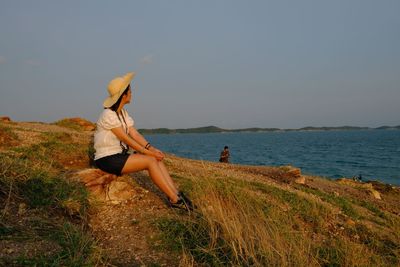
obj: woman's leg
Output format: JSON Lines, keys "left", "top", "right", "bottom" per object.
{"left": 121, "top": 154, "right": 179, "bottom": 202}
{"left": 157, "top": 161, "right": 178, "bottom": 193}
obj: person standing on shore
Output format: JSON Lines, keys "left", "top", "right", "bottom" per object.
{"left": 219, "top": 146, "right": 230, "bottom": 163}
{"left": 93, "top": 72, "right": 193, "bottom": 211}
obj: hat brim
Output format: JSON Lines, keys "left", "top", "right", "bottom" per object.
{"left": 103, "top": 72, "right": 135, "bottom": 108}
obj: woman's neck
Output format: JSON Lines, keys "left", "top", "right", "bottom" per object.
{"left": 116, "top": 103, "right": 124, "bottom": 114}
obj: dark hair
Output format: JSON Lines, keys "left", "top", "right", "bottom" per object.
{"left": 224, "top": 146, "right": 229, "bottom": 149}
{"left": 109, "top": 85, "right": 131, "bottom": 112}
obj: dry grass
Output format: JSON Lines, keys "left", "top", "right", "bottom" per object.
{"left": 158, "top": 160, "right": 399, "bottom": 266}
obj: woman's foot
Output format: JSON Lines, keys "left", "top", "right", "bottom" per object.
{"left": 169, "top": 191, "right": 194, "bottom": 211}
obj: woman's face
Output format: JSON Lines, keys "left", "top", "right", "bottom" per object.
{"left": 123, "top": 87, "right": 132, "bottom": 104}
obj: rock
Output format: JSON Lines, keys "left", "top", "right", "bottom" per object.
{"left": 106, "top": 180, "right": 136, "bottom": 202}
{"left": 69, "top": 117, "right": 96, "bottom": 131}
{"left": 280, "top": 166, "right": 303, "bottom": 184}
{"left": 286, "top": 166, "right": 301, "bottom": 178}
{"left": 370, "top": 189, "right": 381, "bottom": 200}
{"left": 0, "top": 116, "right": 11, "bottom": 122}
{"left": 294, "top": 176, "right": 306, "bottom": 184}
{"left": 72, "top": 168, "right": 116, "bottom": 186}
{"left": 56, "top": 117, "right": 96, "bottom": 131}
{"left": 70, "top": 168, "right": 137, "bottom": 202}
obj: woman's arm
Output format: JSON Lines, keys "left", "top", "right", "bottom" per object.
{"left": 128, "top": 127, "right": 164, "bottom": 155}
{"left": 128, "top": 127, "right": 149, "bottom": 147}
{"left": 111, "top": 127, "right": 163, "bottom": 160}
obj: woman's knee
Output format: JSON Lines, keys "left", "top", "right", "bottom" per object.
{"left": 144, "top": 155, "right": 158, "bottom": 166}
{"left": 123, "top": 154, "right": 157, "bottom": 172}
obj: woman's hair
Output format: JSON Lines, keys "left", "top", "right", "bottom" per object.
{"left": 109, "top": 85, "right": 131, "bottom": 112}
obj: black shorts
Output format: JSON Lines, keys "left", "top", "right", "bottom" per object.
{"left": 95, "top": 153, "right": 130, "bottom": 176}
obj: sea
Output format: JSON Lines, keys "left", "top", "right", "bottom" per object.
{"left": 146, "top": 130, "right": 400, "bottom": 186}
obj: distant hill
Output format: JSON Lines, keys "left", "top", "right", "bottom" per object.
{"left": 296, "top": 126, "right": 370, "bottom": 131}
{"left": 138, "top": 125, "right": 400, "bottom": 135}
{"left": 375, "top": 125, "right": 400, "bottom": 130}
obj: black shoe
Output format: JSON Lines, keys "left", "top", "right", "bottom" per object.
{"left": 169, "top": 192, "right": 195, "bottom": 212}
{"left": 179, "top": 191, "right": 196, "bottom": 211}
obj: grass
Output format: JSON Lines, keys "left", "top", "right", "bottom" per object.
{"left": 248, "top": 180, "right": 330, "bottom": 231}
{"left": 0, "top": 142, "right": 102, "bottom": 266}
{"left": 6, "top": 222, "right": 101, "bottom": 267}
{"left": 0, "top": 124, "right": 19, "bottom": 138}
{"left": 10, "top": 131, "right": 87, "bottom": 172}
{"left": 53, "top": 119, "right": 84, "bottom": 131}
{"left": 0, "top": 124, "right": 19, "bottom": 148}
{"left": 295, "top": 185, "right": 360, "bottom": 219}
{"left": 155, "top": 173, "right": 399, "bottom": 266}
{"left": 156, "top": 176, "right": 318, "bottom": 266}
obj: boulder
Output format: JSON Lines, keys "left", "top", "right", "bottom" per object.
{"left": 370, "top": 189, "right": 381, "bottom": 200}
{"left": 280, "top": 166, "right": 305, "bottom": 184}
{"left": 69, "top": 117, "right": 96, "bottom": 131}
{"left": 55, "top": 117, "right": 96, "bottom": 131}
{"left": 0, "top": 116, "right": 11, "bottom": 122}
{"left": 70, "top": 168, "right": 136, "bottom": 203}
{"left": 107, "top": 180, "right": 136, "bottom": 203}
{"left": 294, "top": 176, "right": 306, "bottom": 185}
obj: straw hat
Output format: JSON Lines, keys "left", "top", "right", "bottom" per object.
{"left": 103, "top": 72, "right": 136, "bottom": 108}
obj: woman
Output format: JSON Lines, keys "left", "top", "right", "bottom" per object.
{"left": 94, "top": 72, "right": 193, "bottom": 211}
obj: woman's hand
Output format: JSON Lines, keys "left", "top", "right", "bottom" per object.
{"left": 145, "top": 148, "right": 164, "bottom": 161}
{"left": 153, "top": 150, "right": 164, "bottom": 161}
{"left": 152, "top": 147, "right": 164, "bottom": 156}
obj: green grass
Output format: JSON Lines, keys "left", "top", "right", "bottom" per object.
{"left": 18, "top": 175, "right": 89, "bottom": 217}
{"left": 4, "top": 222, "right": 101, "bottom": 267}
{"left": 10, "top": 131, "right": 85, "bottom": 171}
{"left": 248, "top": 181, "right": 329, "bottom": 230}
{"left": 155, "top": 216, "right": 233, "bottom": 266}
{"left": 0, "top": 145, "right": 101, "bottom": 266}
{"left": 295, "top": 185, "right": 360, "bottom": 219}
{"left": 359, "top": 200, "right": 386, "bottom": 218}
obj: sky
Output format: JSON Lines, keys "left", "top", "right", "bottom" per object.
{"left": 0, "top": 0, "right": 399, "bottom": 129}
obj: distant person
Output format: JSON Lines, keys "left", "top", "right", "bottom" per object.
{"left": 93, "top": 72, "right": 193, "bottom": 211}
{"left": 219, "top": 146, "right": 230, "bottom": 163}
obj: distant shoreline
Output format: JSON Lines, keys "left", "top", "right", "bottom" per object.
{"left": 138, "top": 125, "right": 400, "bottom": 135}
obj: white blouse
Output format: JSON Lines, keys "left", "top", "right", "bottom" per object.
{"left": 94, "top": 109, "right": 134, "bottom": 160}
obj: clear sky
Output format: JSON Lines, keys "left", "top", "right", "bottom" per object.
{"left": 1, "top": 0, "right": 399, "bottom": 129}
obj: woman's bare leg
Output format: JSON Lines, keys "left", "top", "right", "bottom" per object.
{"left": 157, "top": 161, "right": 178, "bottom": 194}
{"left": 121, "top": 154, "right": 179, "bottom": 202}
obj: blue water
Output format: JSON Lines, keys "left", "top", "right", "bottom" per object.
{"left": 146, "top": 130, "right": 400, "bottom": 185}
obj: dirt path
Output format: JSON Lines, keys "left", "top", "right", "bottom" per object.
{"left": 88, "top": 172, "right": 181, "bottom": 266}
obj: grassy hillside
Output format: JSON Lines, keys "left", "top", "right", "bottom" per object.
{"left": 1, "top": 119, "right": 399, "bottom": 266}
